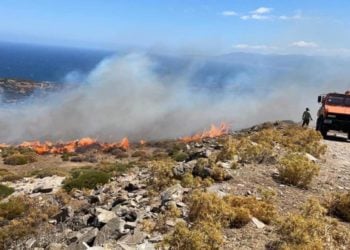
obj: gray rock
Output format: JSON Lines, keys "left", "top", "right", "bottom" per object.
{"left": 305, "top": 153, "right": 318, "bottom": 163}
{"left": 26, "top": 238, "right": 36, "bottom": 249}
{"left": 118, "top": 228, "right": 146, "bottom": 246}
{"left": 32, "top": 186, "right": 53, "bottom": 193}
{"left": 96, "top": 207, "right": 117, "bottom": 224}
{"left": 161, "top": 184, "right": 184, "bottom": 205}
{"left": 54, "top": 206, "right": 74, "bottom": 223}
{"left": 251, "top": 217, "right": 265, "bottom": 229}
{"left": 94, "top": 218, "right": 125, "bottom": 246}
{"left": 46, "top": 243, "right": 68, "bottom": 250}
{"left": 68, "top": 227, "right": 98, "bottom": 250}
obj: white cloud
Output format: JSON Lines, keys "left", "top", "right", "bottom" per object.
{"left": 291, "top": 41, "right": 319, "bottom": 48}
{"left": 251, "top": 14, "right": 270, "bottom": 20}
{"left": 233, "top": 44, "right": 278, "bottom": 50}
{"left": 279, "top": 11, "right": 302, "bottom": 20}
{"left": 240, "top": 7, "right": 273, "bottom": 20}
{"left": 221, "top": 10, "right": 237, "bottom": 16}
{"left": 251, "top": 7, "right": 272, "bottom": 15}
{"left": 240, "top": 15, "right": 250, "bottom": 20}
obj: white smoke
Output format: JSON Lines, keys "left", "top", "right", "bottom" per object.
{"left": 0, "top": 53, "right": 349, "bottom": 143}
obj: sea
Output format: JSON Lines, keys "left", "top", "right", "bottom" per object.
{"left": 0, "top": 42, "right": 113, "bottom": 82}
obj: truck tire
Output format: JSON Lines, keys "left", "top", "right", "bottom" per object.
{"left": 348, "top": 132, "right": 350, "bottom": 140}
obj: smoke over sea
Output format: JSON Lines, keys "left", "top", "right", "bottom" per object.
{"left": 1, "top": 45, "right": 350, "bottom": 143}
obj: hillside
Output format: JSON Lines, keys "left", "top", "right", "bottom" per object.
{"left": 0, "top": 78, "right": 59, "bottom": 103}
{"left": 0, "top": 122, "right": 350, "bottom": 249}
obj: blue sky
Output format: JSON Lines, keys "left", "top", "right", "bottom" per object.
{"left": 0, "top": 0, "right": 349, "bottom": 55}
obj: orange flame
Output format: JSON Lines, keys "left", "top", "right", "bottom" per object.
{"left": 16, "top": 137, "right": 129, "bottom": 155}
{"left": 119, "top": 137, "right": 129, "bottom": 151}
{"left": 181, "top": 123, "right": 229, "bottom": 143}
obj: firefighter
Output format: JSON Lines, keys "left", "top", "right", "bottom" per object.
{"left": 302, "top": 108, "right": 313, "bottom": 127}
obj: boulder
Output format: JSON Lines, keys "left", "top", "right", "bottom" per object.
{"left": 94, "top": 218, "right": 125, "bottom": 246}
{"left": 96, "top": 208, "right": 117, "bottom": 224}
{"left": 160, "top": 184, "right": 184, "bottom": 205}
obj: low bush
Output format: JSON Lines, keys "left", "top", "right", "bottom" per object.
{"left": 61, "top": 152, "right": 78, "bottom": 161}
{"left": 97, "top": 162, "right": 134, "bottom": 176}
{"left": 171, "top": 151, "right": 189, "bottom": 162}
{"left": 147, "top": 159, "right": 177, "bottom": 192}
{"left": 275, "top": 199, "right": 350, "bottom": 249}
{"left": 3, "top": 153, "right": 36, "bottom": 165}
{"left": 189, "top": 191, "right": 276, "bottom": 227}
{"left": 189, "top": 191, "right": 235, "bottom": 226}
{"left": 162, "top": 221, "right": 223, "bottom": 250}
{"left": 28, "top": 168, "right": 68, "bottom": 178}
{"left": 328, "top": 192, "right": 350, "bottom": 222}
{"left": 1, "top": 147, "right": 35, "bottom": 158}
{"left": 163, "top": 191, "right": 276, "bottom": 249}
{"left": 0, "top": 168, "right": 21, "bottom": 182}
{"left": 224, "top": 195, "right": 276, "bottom": 225}
{"left": 63, "top": 169, "right": 110, "bottom": 192}
{"left": 278, "top": 154, "right": 320, "bottom": 188}
{"left": 0, "top": 184, "right": 14, "bottom": 199}
{"left": 217, "top": 136, "right": 274, "bottom": 164}
{"left": 0, "top": 196, "right": 59, "bottom": 248}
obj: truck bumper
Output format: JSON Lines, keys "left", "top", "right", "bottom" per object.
{"left": 323, "top": 119, "right": 350, "bottom": 132}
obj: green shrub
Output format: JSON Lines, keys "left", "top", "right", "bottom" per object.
{"left": 0, "top": 197, "right": 28, "bottom": 220}
{"left": 63, "top": 169, "right": 110, "bottom": 192}
{"left": 61, "top": 152, "right": 77, "bottom": 161}
{"left": 0, "top": 169, "right": 21, "bottom": 182}
{"left": 278, "top": 154, "right": 320, "bottom": 188}
{"left": 3, "top": 153, "right": 36, "bottom": 165}
{"left": 0, "top": 184, "right": 14, "bottom": 199}
{"left": 171, "top": 151, "right": 189, "bottom": 162}
{"left": 28, "top": 168, "right": 68, "bottom": 178}
{"left": 1, "top": 147, "right": 35, "bottom": 158}
{"left": 97, "top": 162, "right": 134, "bottom": 176}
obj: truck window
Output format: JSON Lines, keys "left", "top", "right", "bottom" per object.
{"left": 345, "top": 97, "right": 350, "bottom": 106}
{"left": 326, "top": 96, "right": 344, "bottom": 105}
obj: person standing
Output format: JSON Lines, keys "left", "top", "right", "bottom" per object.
{"left": 302, "top": 108, "right": 313, "bottom": 127}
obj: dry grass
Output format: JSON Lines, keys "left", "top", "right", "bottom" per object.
{"left": 189, "top": 191, "right": 276, "bottom": 227}
{"left": 0, "top": 196, "right": 59, "bottom": 248}
{"left": 275, "top": 199, "right": 350, "bottom": 250}
{"left": 278, "top": 154, "right": 320, "bottom": 188}
{"left": 218, "top": 126, "right": 326, "bottom": 165}
{"left": 161, "top": 221, "right": 223, "bottom": 250}
{"left": 328, "top": 192, "right": 350, "bottom": 222}
{"left": 148, "top": 159, "right": 177, "bottom": 192}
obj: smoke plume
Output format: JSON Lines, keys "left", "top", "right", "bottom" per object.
{"left": 0, "top": 53, "right": 349, "bottom": 143}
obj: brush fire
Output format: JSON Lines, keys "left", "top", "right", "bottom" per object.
{"left": 13, "top": 137, "right": 130, "bottom": 155}
{"left": 181, "top": 123, "right": 230, "bottom": 143}
{"left": 0, "top": 123, "right": 228, "bottom": 155}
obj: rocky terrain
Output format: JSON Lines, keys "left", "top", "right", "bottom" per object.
{"left": 0, "top": 78, "right": 60, "bottom": 103}
{"left": 1, "top": 122, "right": 350, "bottom": 250}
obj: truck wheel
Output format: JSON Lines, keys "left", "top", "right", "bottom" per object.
{"left": 348, "top": 132, "right": 350, "bottom": 140}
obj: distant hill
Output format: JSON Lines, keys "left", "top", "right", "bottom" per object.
{"left": 0, "top": 78, "right": 60, "bottom": 103}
